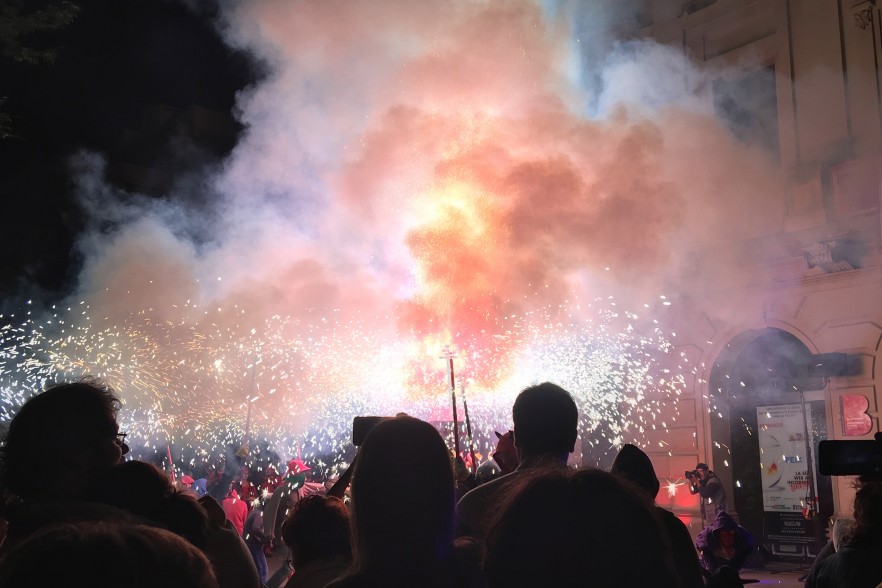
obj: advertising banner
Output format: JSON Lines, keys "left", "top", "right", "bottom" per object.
{"left": 756, "top": 403, "right": 811, "bottom": 513}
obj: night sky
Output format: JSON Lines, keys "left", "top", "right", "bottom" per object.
{"left": 0, "top": 0, "right": 255, "bottom": 302}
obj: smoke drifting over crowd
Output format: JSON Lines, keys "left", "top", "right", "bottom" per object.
{"left": 1, "top": 0, "right": 787, "bottom": 464}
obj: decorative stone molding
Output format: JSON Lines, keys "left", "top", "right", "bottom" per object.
{"left": 803, "top": 239, "right": 865, "bottom": 273}
{"left": 855, "top": 7, "right": 874, "bottom": 30}
{"left": 854, "top": 1, "right": 877, "bottom": 30}
{"left": 682, "top": 0, "right": 718, "bottom": 16}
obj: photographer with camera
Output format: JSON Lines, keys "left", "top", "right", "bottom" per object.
{"left": 687, "top": 463, "right": 728, "bottom": 527}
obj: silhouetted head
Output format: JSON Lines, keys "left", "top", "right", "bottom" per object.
{"left": 710, "top": 511, "right": 739, "bottom": 534}
{"left": 610, "top": 443, "right": 660, "bottom": 499}
{"left": 851, "top": 475, "right": 882, "bottom": 542}
{"left": 0, "top": 378, "right": 127, "bottom": 502}
{"left": 476, "top": 460, "right": 502, "bottom": 485}
{"left": 0, "top": 521, "right": 218, "bottom": 588}
{"left": 281, "top": 494, "right": 351, "bottom": 568}
{"left": 511, "top": 383, "right": 578, "bottom": 460}
{"left": 89, "top": 460, "right": 209, "bottom": 549}
{"left": 349, "top": 416, "right": 455, "bottom": 575}
{"left": 485, "top": 468, "right": 677, "bottom": 588}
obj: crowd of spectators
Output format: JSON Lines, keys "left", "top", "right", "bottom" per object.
{"left": 0, "top": 377, "right": 877, "bottom": 587}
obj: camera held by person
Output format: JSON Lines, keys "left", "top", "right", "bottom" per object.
{"left": 688, "top": 463, "right": 727, "bottom": 527}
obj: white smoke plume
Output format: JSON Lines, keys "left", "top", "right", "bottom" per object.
{"left": 4, "top": 0, "right": 789, "bottom": 457}
{"left": 94, "top": 5, "right": 779, "bottom": 307}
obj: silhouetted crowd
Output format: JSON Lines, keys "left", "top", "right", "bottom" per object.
{"left": 0, "top": 379, "right": 879, "bottom": 587}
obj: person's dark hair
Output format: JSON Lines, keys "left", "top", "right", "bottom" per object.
{"left": 90, "top": 460, "right": 209, "bottom": 549}
{"left": 0, "top": 521, "right": 218, "bottom": 588}
{"left": 485, "top": 467, "right": 678, "bottom": 588}
{"left": 851, "top": 475, "right": 882, "bottom": 542}
{"left": 511, "top": 382, "right": 578, "bottom": 455}
{"left": 281, "top": 494, "right": 351, "bottom": 568}
{"left": 0, "top": 378, "right": 123, "bottom": 501}
{"left": 346, "top": 416, "right": 456, "bottom": 578}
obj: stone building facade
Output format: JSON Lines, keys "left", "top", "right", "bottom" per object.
{"left": 619, "top": 0, "right": 882, "bottom": 558}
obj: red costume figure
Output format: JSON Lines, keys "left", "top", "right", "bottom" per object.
{"left": 222, "top": 488, "right": 249, "bottom": 536}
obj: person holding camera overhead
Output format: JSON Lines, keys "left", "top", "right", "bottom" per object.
{"left": 688, "top": 463, "right": 728, "bottom": 527}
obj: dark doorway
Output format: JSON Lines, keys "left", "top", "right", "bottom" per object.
{"left": 708, "top": 329, "right": 833, "bottom": 560}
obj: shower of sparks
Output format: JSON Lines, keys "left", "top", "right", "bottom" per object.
{"left": 0, "top": 290, "right": 687, "bottom": 478}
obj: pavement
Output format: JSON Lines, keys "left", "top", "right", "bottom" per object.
{"left": 265, "top": 550, "right": 809, "bottom": 588}
{"left": 740, "top": 563, "right": 810, "bottom": 588}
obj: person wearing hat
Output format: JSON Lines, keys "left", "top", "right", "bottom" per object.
{"left": 179, "top": 474, "right": 196, "bottom": 493}
{"left": 695, "top": 510, "right": 755, "bottom": 575}
{"left": 611, "top": 443, "right": 704, "bottom": 588}
{"left": 193, "top": 478, "right": 209, "bottom": 498}
{"left": 688, "top": 462, "right": 727, "bottom": 527}
{"left": 222, "top": 488, "right": 249, "bottom": 537}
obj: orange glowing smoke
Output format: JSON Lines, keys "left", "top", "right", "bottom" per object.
{"left": 364, "top": 108, "right": 685, "bottom": 388}
{"left": 68, "top": 0, "right": 786, "bottom": 399}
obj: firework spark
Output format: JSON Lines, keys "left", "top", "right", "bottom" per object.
{"left": 1, "top": 1, "right": 781, "bottom": 479}
{"left": 0, "top": 289, "right": 685, "bottom": 476}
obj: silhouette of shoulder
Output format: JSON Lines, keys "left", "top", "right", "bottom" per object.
{"left": 456, "top": 469, "right": 521, "bottom": 539}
